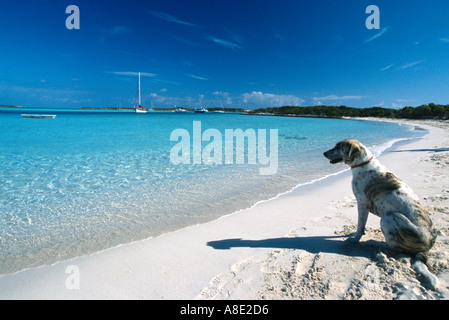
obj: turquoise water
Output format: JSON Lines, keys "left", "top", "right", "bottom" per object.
{"left": 0, "top": 108, "right": 426, "bottom": 274}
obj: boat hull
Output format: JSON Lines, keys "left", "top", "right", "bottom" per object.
{"left": 22, "top": 114, "right": 56, "bottom": 119}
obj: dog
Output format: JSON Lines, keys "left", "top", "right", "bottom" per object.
{"left": 324, "top": 139, "right": 438, "bottom": 288}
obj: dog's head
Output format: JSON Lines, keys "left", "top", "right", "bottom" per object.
{"left": 323, "top": 139, "right": 370, "bottom": 166}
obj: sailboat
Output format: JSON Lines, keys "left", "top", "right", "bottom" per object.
{"left": 194, "top": 94, "right": 208, "bottom": 113}
{"left": 214, "top": 99, "right": 225, "bottom": 113}
{"left": 135, "top": 72, "right": 147, "bottom": 113}
{"left": 194, "top": 107, "right": 208, "bottom": 113}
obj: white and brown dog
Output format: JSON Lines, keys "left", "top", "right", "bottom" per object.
{"left": 324, "top": 139, "right": 438, "bottom": 287}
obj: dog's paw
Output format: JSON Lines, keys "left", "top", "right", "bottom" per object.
{"left": 346, "top": 235, "right": 362, "bottom": 244}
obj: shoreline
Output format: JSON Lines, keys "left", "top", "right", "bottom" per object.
{"left": 0, "top": 119, "right": 448, "bottom": 299}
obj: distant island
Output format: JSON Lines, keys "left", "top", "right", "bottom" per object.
{"left": 81, "top": 107, "right": 135, "bottom": 111}
{"left": 3, "top": 103, "right": 449, "bottom": 120}
{"left": 0, "top": 105, "right": 27, "bottom": 108}
{"left": 248, "top": 103, "right": 449, "bottom": 120}
{"left": 81, "top": 106, "right": 248, "bottom": 113}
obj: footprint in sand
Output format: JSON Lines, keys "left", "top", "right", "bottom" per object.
{"left": 335, "top": 196, "right": 357, "bottom": 208}
{"left": 198, "top": 271, "right": 236, "bottom": 299}
{"left": 288, "top": 227, "right": 307, "bottom": 237}
{"left": 292, "top": 252, "right": 318, "bottom": 277}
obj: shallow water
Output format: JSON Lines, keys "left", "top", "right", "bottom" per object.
{"left": 0, "top": 109, "right": 426, "bottom": 274}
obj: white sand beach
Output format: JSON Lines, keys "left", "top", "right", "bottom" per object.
{"left": 0, "top": 119, "right": 448, "bottom": 300}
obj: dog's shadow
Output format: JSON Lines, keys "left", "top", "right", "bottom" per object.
{"left": 207, "top": 235, "right": 384, "bottom": 258}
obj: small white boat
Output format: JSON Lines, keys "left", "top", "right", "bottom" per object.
{"left": 134, "top": 72, "right": 147, "bottom": 113}
{"left": 22, "top": 114, "right": 56, "bottom": 119}
{"left": 175, "top": 106, "right": 187, "bottom": 112}
{"left": 194, "top": 108, "right": 208, "bottom": 113}
{"left": 214, "top": 100, "right": 225, "bottom": 113}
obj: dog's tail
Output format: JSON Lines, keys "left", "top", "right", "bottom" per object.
{"left": 412, "top": 225, "right": 439, "bottom": 290}
{"left": 412, "top": 253, "right": 438, "bottom": 290}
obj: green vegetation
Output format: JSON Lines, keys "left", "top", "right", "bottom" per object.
{"left": 248, "top": 103, "right": 449, "bottom": 120}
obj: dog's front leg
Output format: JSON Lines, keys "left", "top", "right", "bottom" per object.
{"left": 347, "top": 202, "right": 369, "bottom": 243}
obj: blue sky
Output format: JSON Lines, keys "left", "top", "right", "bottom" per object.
{"left": 1, "top": 0, "right": 449, "bottom": 109}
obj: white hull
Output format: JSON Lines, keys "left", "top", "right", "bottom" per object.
{"left": 134, "top": 73, "right": 147, "bottom": 113}
{"left": 22, "top": 114, "right": 56, "bottom": 119}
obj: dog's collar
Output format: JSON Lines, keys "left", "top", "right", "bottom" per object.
{"left": 351, "top": 155, "right": 374, "bottom": 169}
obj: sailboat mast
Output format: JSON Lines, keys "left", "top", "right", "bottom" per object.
{"left": 138, "top": 72, "right": 141, "bottom": 106}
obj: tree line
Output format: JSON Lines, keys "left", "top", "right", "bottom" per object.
{"left": 248, "top": 103, "right": 449, "bottom": 120}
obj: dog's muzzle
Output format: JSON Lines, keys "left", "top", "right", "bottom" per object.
{"left": 323, "top": 149, "right": 343, "bottom": 164}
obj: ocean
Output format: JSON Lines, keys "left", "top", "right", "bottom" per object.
{"left": 0, "top": 108, "right": 426, "bottom": 275}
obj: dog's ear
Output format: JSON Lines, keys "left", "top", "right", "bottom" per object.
{"left": 348, "top": 143, "right": 361, "bottom": 161}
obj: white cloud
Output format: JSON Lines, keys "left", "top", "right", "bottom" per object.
{"left": 148, "top": 11, "right": 198, "bottom": 27}
{"left": 207, "top": 36, "right": 243, "bottom": 51}
{"left": 142, "top": 93, "right": 211, "bottom": 108}
{"left": 390, "top": 102, "right": 403, "bottom": 109}
{"left": 143, "top": 92, "right": 181, "bottom": 106}
{"left": 212, "top": 91, "right": 229, "bottom": 96}
{"left": 242, "top": 91, "right": 304, "bottom": 107}
{"left": 140, "top": 91, "right": 303, "bottom": 109}
{"left": 187, "top": 74, "right": 209, "bottom": 81}
{"left": 108, "top": 71, "right": 157, "bottom": 77}
{"left": 365, "top": 27, "right": 389, "bottom": 43}
{"left": 399, "top": 60, "right": 424, "bottom": 70}
{"left": 312, "top": 95, "right": 363, "bottom": 101}
{"left": 381, "top": 63, "right": 395, "bottom": 71}
{"left": 439, "top": 38, "right": 449, "bottom": 43}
